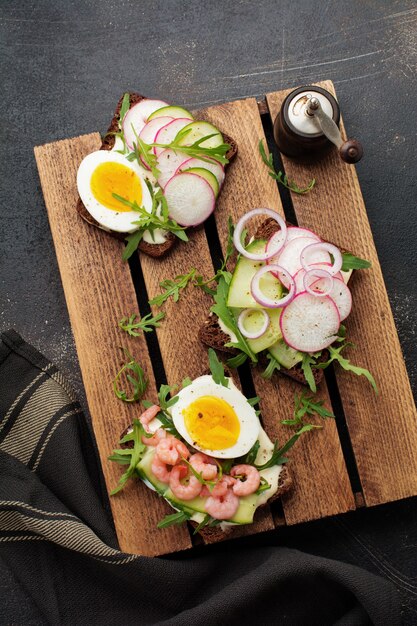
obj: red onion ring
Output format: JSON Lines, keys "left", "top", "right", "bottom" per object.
{"left": 303, "top": 268, "right": 334, "bottom": 297}
{"left": 301, "top": 242, "right": 343, "bottom": 276}
{"left": 251, "top": 265, "right": 295, "bottom": 308}
{"left": 233, "top": 209, "right": 287, "bottom": 261}
{"left": 237, "top": 309, "right": 270, "bottom": 339}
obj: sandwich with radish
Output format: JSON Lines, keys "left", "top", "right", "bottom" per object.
{"left": 199, "top": 208, "right": 377, "bottom": 392}
{"left": 76, "top": 92, "right": 237, "bottom": 260}
{"left": 109, "top": 349, "right": 293, "bottom": 536}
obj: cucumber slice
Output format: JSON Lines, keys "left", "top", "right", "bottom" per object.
{"left": 165, "top": 488, "right": 258, "bottom": 524}
{"left": 227, "top": 240, "right": 283, "bottom": 309}
{"left": 268, "top": 338, "right": 303, "bottom": 369}
{"left": 244, "top": 308, "right": 282, "bottom": 353}
{"left": 164, "top": 488, "right": 207, "bottom": 514}
{"left": 177, "top": 121, "right": 223, "bottom": 148}
{"left": 148, "top": 105, "right": 194, "bottom": 121}
{"left": 136, "top": 448, "right": 168, "bottom": 495}
{"left": 184, "top": 167, "right": 219, "bottom": 197}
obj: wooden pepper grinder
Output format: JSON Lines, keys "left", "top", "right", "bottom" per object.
{"left": 273, "top": 85, "right": 363, "bottom": 163}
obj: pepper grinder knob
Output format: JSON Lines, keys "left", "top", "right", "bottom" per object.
{"left": 306, "top": 97, "right": 363, "bottom": 164}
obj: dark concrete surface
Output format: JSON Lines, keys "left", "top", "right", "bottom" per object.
{"left": 1, "top": 0, "right": 417, "bottom": 623}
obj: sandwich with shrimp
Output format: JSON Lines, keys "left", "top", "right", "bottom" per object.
{"left": 109, "top": 350, "right": 292, "bottom": 535}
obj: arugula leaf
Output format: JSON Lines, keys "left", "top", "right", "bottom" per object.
{"left": 341, "top": 252, "right": 372, "bottom": 271}
{"left": 221, "top": 458, "right": 234, "bottom": 474}
{"left": 113, "top": 349, "right": 148, "bottom": 402}
{"left": 156, "top": 410, "right": 181, "bottom": 438}
{"left": 149, "top": 269, "right": 196, "bottom": 307}
{"left": 247, "top": 396, "right": 261, "bottom": 417}
{"left": 119, "top": 311, "right": 165, "bottom": 336}
{"left": 255, "top": 476, "right": 271, "bottom": 496}
{"left": 115, "top": 192, "right": 189, "bottom": 261}
{"left": 208, "top": 348, "right": 229, "bottom": 387}
{"left": 194, "top": 217, "right": 236, "bottom": 291}
{"left": 182, "top": 377, "right": 193, "bottom": 388}
{"left": 255, "top": 424, "right": 319, "bottom": 470}
{"left": 211, "top": 275, "right": 258, "bottom": 363}
{"left": 242, "top": 440, "right": 260, "bottom": 465}
{"left": 151, "top": 129, "right": 231, "bottom": 166}
{"left": 282, "top": 391, "right": 334, "bottom": 427}
{"left": 226, "top": 351, "right": 248, "bottom": 369}
{"left": 261, "top": 353, "right": 281, "bottom": 379}
{"left": 259, "top": 139, "right": 315, "bottom": 194}
{"left": 301, "top": 353, "right": 317, "bottom": 393}
{"left": 109, "top": 419, "right": 147, "bottom": 494}
{"left": 317, "top": 343, "right": 378, "bottom": 393}
{"left": 192, "top": 513, "right": 214, "bottom": 534}
{"left": 157, "top": 510, "right": 191, "bottom": 528}
{"left": 118, "top": 93, "right": 130, "bottom": 129}
{"left": 157, "top": 383, "right": 180, "bottom": 410}
{"left": 107, "top": 451, "right": 132, "bottom": 465}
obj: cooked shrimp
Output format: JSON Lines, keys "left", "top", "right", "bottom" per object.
{"left": 211, "top": 475, "right": 236, "bottom": 497}
{"left": 169, "top": 465, "right": 202, "bottom": 500}
{"left": 139, "top": 404, "right": 161, "bottom": 431}
{"left": 156, "top": 437, "right": 190, "bottom": 465}
{"left": 230, "top": 464, "right": 261, "bottom": 496}
{"left": 204, "top": 489, "right": 239, "bottom": 520}
{"left": 151, "top": 454, "right": 171, "bottom": 484}
{"left": 189, "top": 452, "right": 218, "bottom": 480}
{"left": 142, "top": 428, "right": 166, "bottom": 447}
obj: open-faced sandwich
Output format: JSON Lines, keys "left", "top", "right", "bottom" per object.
{"left": 76, "top": 92, "right": 237, "bottom": 260}
{"left": 109, "top": 350, "right": 292, "bottom": 536}
{"left": 200, "top": 209, "right": 376, "bottom": 392}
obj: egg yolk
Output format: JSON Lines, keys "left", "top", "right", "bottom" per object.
{"left": 90, "top": 162, "right": 143, "bottom": 212}
{"left": 183, "top": 396, "right": 240, "bottom": 451}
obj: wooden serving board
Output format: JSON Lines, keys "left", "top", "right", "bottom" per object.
{"left": 34, "top": 80, "right": 417, "bottom": 557}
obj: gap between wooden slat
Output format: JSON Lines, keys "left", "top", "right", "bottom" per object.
{"left": 267, "top": 80, "right": 417, "bottom": 506}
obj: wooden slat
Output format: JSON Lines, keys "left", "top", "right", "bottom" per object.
{"left": 199, "top": 98, "right": 355, "bottom": 523}
{"left": 267, "top": 81, "right": 417, "bottom": 506}
{"left": 139, "top": 155, "right": 275, "bottom": 539}
{"left": 34, "top": 135, "right": 191, "bottom": 556}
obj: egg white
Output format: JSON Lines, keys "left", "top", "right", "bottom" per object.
{"left": 170, "top": 375, "right": 260, "bottom": 459}
{"left": 77, "top": 150, "right": 153, "bottom": 233}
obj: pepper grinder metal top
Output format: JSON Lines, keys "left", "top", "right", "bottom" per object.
{"left": 273, "top": 85, "right": 363, "bottom": 164}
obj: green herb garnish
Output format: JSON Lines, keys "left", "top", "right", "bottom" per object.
{"left": 341, "top": 252, "right": 372, "bottom": 271}
{"left": 255, "top": 424, "right": 318, "bottom": 470}
{"left": 157, "top": 510, "right": 191, "bottom": 528}
{"left": 255, "top": 476, "right": 271, "bottom": 496}
{"left": 192, "top": 513, "right": 216, "bottom": 534}
{"left": 242, "top": 440, "right": 260, "bottom": 465}
{"left": 301, "top": 353, "right": 318, "bottom": 393}
{"left": 113, "top": 349, "right": 148, "bottom": 402}
{"left": 226, "top": 351, "right": 248, "bottom": 369}
{"left": 259, "top": 139, "right": 315, "bottom": 194}
{"left": 151, "top": 129, "right": 231, "bottom": 166}
{"left": 282, "top": 391, "right": 334, "bottom": 427}
{"left": 261, "top": 353, "right": 281, "bottom": 379}
{"left": 119, "top": 311, "right": 165, "bottom": 336}
{"left": 317, "top": 342, "right": 378, "bottom": 393}
{"left": 118, "top": 92, "right": 130, "bottom": 128}
{"left": 211, "top": 275, "right": 258, "bottom": 364}
{"left": 208, "top": 348, "right": 229, "bottom": 387}
{"left": 149, "top": 268, "right": 197, "bottom": 307}
{"left": 195, "top": 217, "right": 235, "bottom": 293}
{"left": 109, "top": 419, "right": 147, "bottom": 494}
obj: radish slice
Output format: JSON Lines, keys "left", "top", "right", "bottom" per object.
{"left": 280, "top": 292, "right": 340, "bottom": 352}
{"left": 294, "top": 266, "right": 341, "bottom": 293}
{"left": 123, "top": 99, "right": 169, "bottom": 150}
{"left": 164, "top": 173, "right": 215, "bottom": 227}
{"left": 304, "top": 268, "right": 333, "bottom": 297}
{"left": 178, "top": 157, "right": 225, "bottom": 186}
{"left": 267, "top": 226, "right": 321, "bottom": 253}
{"left": 139, "top": 117, "right": 174, "bottom": 157}
{"left": 238, "top": 309, "right": 270, "bottom": 339}
{"left": 157, "top": 149, "right": 191, "bottom": 188}
{"left": 154, "top": 118, "right": 192, "bottom": 157}
{"left": 270, "top": 236, "right": 329, "bottom": 286}
{"left": 251, "top": 265, "right": 295, "bottom": 308}
{"left": 301, "top": 242, "right": 342, "bottom": 276}
{"left": 311, "top": 277, "right": 352, "bottom": 321}
{"left": 233, "top": 209, "right": 287, "bottom": 261}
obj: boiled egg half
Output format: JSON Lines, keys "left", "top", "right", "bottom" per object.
{"left": 171, "top": 375, "right": 260, "bottom": 459}
{"left": 77, "top": 150, "right": 153, "bottom": 233}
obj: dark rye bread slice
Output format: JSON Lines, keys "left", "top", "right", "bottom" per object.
{"left": 77, "top": 92, "right": 238, "bottom": 258}
{"left": 198, "top": 217, "right": 327, "bottom": 387}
